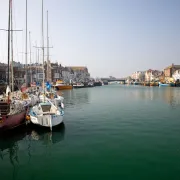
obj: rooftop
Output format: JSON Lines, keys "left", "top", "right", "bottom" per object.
{"left": 164, "top": 64, "right": 180, "bottom": 70}
{"left": 66, "top": 66, "right": 87, "bottom": 71}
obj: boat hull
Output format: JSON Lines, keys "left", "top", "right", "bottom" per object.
{"left": 159, "top": 83, "right": 170, "bottom": 87}
{"left": 144, "top": 83, "right": 150, "bottom": 86}
{"left": 55, "top": 85, "right": 72, "bottom": 90}
{"left": 30, "top": 114, "right": 64, "bottom": 128}
{"left": 94, "top": 82, "right": 102, "bottom": 86}
{"left": 150, "top": 83, "right": 159, "bottom": 86}
{"left": 87, "top": 85, "right": 94, "bottom": 87}
{"left": 0, "top": 111, "right": 26, "bottom": 131}
{"left": 159, "top": 84, "right": 169, "bottom": 87}
{"left": 169, "top": 83, "right": 175, "bottom": 87}
{"left": 73, "top": 85, "right": 85, "bottom": 88}
{"left": 134, "top": 82, "right": 140, "bottom": 85}
{"left": 175, "top": 83, "right": 180, "bottom": 87}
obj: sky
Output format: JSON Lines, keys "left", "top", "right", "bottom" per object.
{"left": 0, "top": 0, "right": 180, "bottom": 78}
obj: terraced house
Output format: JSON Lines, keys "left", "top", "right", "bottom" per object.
{"left": 145, "top": 69, "right": 163, "bottom": 82}
{"left": 0, "top": 63, "right": 7, "bottom": 82}
{"left": 66, "top": 66, "right": 90, "bottom": 82}
{"left": 131, "top": 71, "right": 145, "bottom": 81}
{"left": 173, "top": 70, "right": 180, "bottom": 82}
{"left": 164, "top": 64, "right": 180, "bottom": 81}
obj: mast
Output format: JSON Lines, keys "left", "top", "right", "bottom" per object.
{"left": 7, "top": 0, "right": 11, "bottom": 86}
{"left": 46, "top": 11, "right": 53, "bottom": 82}
{"left": 29, "top": 31, "right": 32, "bottom": 83}
{"left": 35, "top": 41, "right": 38, "bottom": 83}
{"left": 10, "top": 0, "right": 14, "bottom": 91}
{"left": 25, "top": 0, "right": 28, "bottom": 86}
{"left": 37, "top": 48, "right": 39, "bottom": 81}
{"left": 47, "top": 10, "right": 49, "bottom": 82}
{"left": 42, "top": 0, "right": 45, "bottom": 100}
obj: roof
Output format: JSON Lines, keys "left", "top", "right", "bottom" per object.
{"left": 164, "top": 64, "right": 180, "bottom": 70}
{"left": 146, "top": 69, "right": 162, "bottom": 73}
{"left": 0, "top": 63, "right": 7, "bottom": 67}
{"left": 146, "top": 69, "right": 153, "bottom": 72}
{"left": 66, "top": 66, "right": 87, "bottom": 71}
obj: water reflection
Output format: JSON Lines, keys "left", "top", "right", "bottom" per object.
{"left": 0, "top": 127, "right": 27, "bottom": 159}
{"left": 128, "top": 86, "right": 180, "bottom": 108}
{"left": 160, "top": 88, "right": 180, "bottom": 108}
{"left": 0, "top": 124, "right": 65, "bottom": 180}
{"left": 62, "top": 89, "right": 89, "bottom": 108}
{"left": 30, "top": 123, "right": 65, "bottom": 144}
{"left": 62, "top": 86, "right": 180, "bottom": 109}
{"left": 0, "top": 127, "right": 28, "bottom": 180}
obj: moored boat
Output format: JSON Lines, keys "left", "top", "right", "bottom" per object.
{"left": 0, "top": 108, "right": 26, "bottom": 131}
{"left": 88, "top": 82, "right": 94, "bottom": 87}
{"left": 28, "top": 2, "right": 65, "bottom": 131}
{"left": 150, "top": 82, "right": 159, "bottom": 86}
{"left": 169, "top": 82, "right": 175, "bottom": 87}
{"left": 0, "top": 87, "right": 29, "bottom": 131}
{"left": 159, "top": 82, "right": 170, "bottom": 87}
{"left": 73, "top": 82, "right": 85, "bottom": 88}
{"left": 144, "top": 82, "right": 150, "bottom": 86}
{"left": 103, "top": 81, "right": 108, "bottom": 85}
{"left": 134, "top": 81, "right": 140, "bottom": 85}
{"left": 55, "top": 80, "right": 72, "bottom": 90}
{"left": 28, "top": 96, "right": 64, "bottom": 131}
{"left": 175, "top": 82, "right": 180, "bottom": 87}
{"left": 0, "top": 0, "right": 29, "bottom": 131}
{"left": 94, "top": 81, "right": 102, "bottom": 86}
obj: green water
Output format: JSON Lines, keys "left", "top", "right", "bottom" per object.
{"left": 1, "top": 85, "right": 180, "bottom": 180}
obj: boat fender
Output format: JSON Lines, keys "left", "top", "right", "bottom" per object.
{"left": 61, "top": 103, "right": 64, "bottom": 109}
{"left": 26, "top": 115, "right": 30, "bottom": 121}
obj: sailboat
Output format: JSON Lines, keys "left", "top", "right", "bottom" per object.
{"left": 0, "top": 0, "right": 28, "bottom": 131}
{"left": 28, "top": 1, "right": 64, "bottom": 131}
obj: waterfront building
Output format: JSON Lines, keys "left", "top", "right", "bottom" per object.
{"left": 0, "top": 63, "right": 7, "bottom": 82}
{"left": 26, "top": 63, "right": 43, "bottom": 84}
{"left": 164, "top": 64, "right": 180, "bottom": 81}
{"left": 65, "top": 66, "right": 90, "bottom": 82}
{"left": 0, "top": 60, "right": 91, "bottom": 85}
{"left": 145, "top": 69, "right": 163, "bottom": 82}
{"left": 172, "top": 69, "right": 180, "bottom": 82}
{"left": 13, "top": 65, "right": 26, "bottom": 86}
{"left": 50, "top": 62, "right": 62, "bottom": 83}
{"left": 62, "top": 67, "right": 73, "bottom": 83}
{"left": 131, "top": 71, "right": 145, "bottom": 81}
{"left": 44, "top": 61, "right": 63, "bottom": 83}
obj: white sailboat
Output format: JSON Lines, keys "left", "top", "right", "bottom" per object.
{"left": 28, "top": 0, "right": 64, "bottom": 130}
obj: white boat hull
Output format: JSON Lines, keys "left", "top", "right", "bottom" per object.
{"left": 29, "top": 98, "right": 64, "bottom": 130}
{"left": 30, "top": 114, "right": 63, "bottom": 128}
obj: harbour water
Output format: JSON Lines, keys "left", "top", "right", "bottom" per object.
{"left": 1, "top": 85, "right": 180, "bottom": 180}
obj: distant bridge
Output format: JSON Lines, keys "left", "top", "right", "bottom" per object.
{"left": 101, "top": 78, "right": 126, "bottom": 83}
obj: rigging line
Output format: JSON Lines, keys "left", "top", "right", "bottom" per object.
{"left": 21, "top": 31, "right": 24, "bottom": 64}
{"left": 0, "top": 28, "right": 7, "bottom": 64}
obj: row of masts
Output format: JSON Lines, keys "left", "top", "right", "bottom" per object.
{"left": 5, "top": 0, "right": 51, "bottom": 93}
